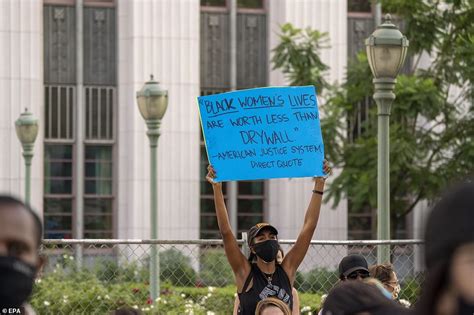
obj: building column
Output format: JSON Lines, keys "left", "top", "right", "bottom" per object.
{"left": 117, "top": 0, "right": 201, "bottom": 240}
{"left": 267, "top": 0, "right": 348, "bottom": 241}
{"left": 0, "top": 0, "right": 44, "bottom": 214}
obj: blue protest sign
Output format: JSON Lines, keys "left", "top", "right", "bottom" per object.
{"left": 198, "top": 86, "right": 324, "bottom": 182}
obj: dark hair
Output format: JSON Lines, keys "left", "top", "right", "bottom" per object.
{"left": 0, "top": 195, "right": 43, "bottom": 248}
{"left": 415, "top": 179, "right": 474, "bottom": 315}
{"left": 323, "top": 281, "right": 408, "bottom": 315}
{"left": 424, "top": 179, "right": 474, "bottom": 269}
{"left": 414, "top": 261, "right": 448, "bottom": 315}
{"left": 369, "top": 264, "right": 395, "bottom": 284}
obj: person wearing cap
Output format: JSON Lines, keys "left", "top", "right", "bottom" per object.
{"left": 232, "top": 248, "right": 301, "bottom": 315}
{"left": 415, "top": 179, "right": 474, "bottom": 315}
{"left": 206, "top": 161, "right": 331, "bottom": 314}
{"left": 318, "top": 254, "right": 371, "bottom": 315}
{"left": 338, "top": 254, "right": 370, "bottom": 281}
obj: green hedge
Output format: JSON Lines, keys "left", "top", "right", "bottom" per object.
{"left": 31, "top": 269, "right": 322, "bottom": 314}
{"left": 296, "top": 268, "right": 339, "bottom": 293}
{"left": 399, "top": 276, "right": 422, "bottom": 304}
{"left": 32, "top": 252, "right": 419, "bottom": 313}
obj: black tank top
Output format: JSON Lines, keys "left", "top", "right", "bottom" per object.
{"left": 237, "top": 263, "right": 293, "bottom": 314}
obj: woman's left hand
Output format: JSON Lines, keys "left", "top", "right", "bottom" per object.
{"left": 322, "top": 159, "right": 332, "bottom": 178}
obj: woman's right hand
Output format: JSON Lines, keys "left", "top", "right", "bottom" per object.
{"left": 206, "top": 165, "right": 222, "bottom": 188}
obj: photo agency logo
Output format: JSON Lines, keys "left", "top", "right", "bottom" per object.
{"left": 1, "top": 308, "right": 21, "bottom": 314}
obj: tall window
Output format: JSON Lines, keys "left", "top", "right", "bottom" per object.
{"left": 347, "top": 0, "right": 372, "bottom": 13}
{"left": 200, "top": 0, "right": 264, "bottom": 9}
{"left": 43, "top": 1, "right": 116, "bottom": 239}
{"left": 199, "top": 1, "right": 267, "bottom": 238}
{"left": 237, "top": 181, "right": 264, "bottom": 236}
{"left": 44, "top": 144, "right": 74, "bottom": 239}
{"left": 84, "top": 145, "right": 113, "bottom": 238}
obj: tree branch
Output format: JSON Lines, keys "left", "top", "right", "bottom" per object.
{"left": 397, "top": 189, "right": 424, "bottom": 220}
{"left": 421, "top": 120, "right": 443, "bottom": 134}
{"left": 411, "top": 53, "right": 423, "bottom": 73}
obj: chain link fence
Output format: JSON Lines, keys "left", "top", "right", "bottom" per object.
{"left": 32, "top": 239, "right": 424, "bottom": 314}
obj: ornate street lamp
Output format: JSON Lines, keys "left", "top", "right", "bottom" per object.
{"left": 15, "top": 109, "right": 39, "bottom": 205}
{"left": 366, "top": 14, "right": 409, "bottom": 263}
{"left": 136, "top": 75, "right": 168, "bottom": 301}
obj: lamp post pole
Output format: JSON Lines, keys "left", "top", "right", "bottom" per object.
{"left": 147, "top": 118, "right": 160, "bottom": 301}
{"left": 15, "top": 109, "right": 39, "bottom": 205}
{"left": 366, "top": 14, "right": 409, "bottom": 263}
{"left": 23, "top": 143, "right": 34, "bottom": 205}
{"left": 136, "top": 75, "right": 168, "bottom": 302}
{"left": 375, "top": 78, "right": 395, "bottom": 263}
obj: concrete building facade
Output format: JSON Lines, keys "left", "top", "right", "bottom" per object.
{"left": 1, "top": 0, "right": 397, "bottom": 244}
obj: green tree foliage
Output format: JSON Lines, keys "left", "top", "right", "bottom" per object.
{"left": 272, "top": 1, "right": 474, "bottom": 235}
{"left": 272, "top": 23, "right": 331, "bottom": 94}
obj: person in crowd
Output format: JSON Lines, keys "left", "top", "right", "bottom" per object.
{"left": 319, "top": 179, "right": 474, "bottom": 315}
{"left": 369, "top": 263, "right": 400, "bottom": 300}
{"left": 0, "top": 195, "right": 44, "bottom": 314}
{"left": 338, "top": 254, "right": 370, "bottom": 281}
{"left": 206, "top": 160, "right": 331, "bottom": 314}
{"left": 321, "top": 280, "right": 410, "bottom": 315}
{"left": 255, "top": 297, "right": 292, "bottom": 315}
{"left": 415, "top": 179, "right": 474, "bottom": 315}
{"left": 318, "top": 254, "right": 371, "bottom": 314}
{"left": 233, "top": 248, "right": 301, "bottom": 314}
{"left": 290, "top": 285, "right": 300, "bottom": 315}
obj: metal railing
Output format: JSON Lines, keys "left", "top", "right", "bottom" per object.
{"left": 32, "top": 239, "right": 424, "bottom": 314}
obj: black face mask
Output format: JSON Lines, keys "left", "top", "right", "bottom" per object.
{"left": 252, "top": 239, "right": 279, "bottom": 263}
{"left": 0, "top": 256, "right": 36, "bottom": 307}
{"left": 457, "top": 296, "right": 474, "bottom": 315}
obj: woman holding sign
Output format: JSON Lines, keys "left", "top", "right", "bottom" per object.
{"left": 206, "top": 161, "right": 331, "bottom": 314}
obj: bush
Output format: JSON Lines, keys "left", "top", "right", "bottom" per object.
{"left": 299, "top": 291, "right": 323, "bottom": 313}
{"left": 298, "top": 268, "right": 339, "bottom": 293}
{"left": 199, "top": 249, "right": 234, "bottom": 287}
{"left": 95, "top": 259, "right": 148, "bottom": 284}
{"left": 293, "top": 271, "right": 305, "bottom": 291}
{"left": 31, "top": 270, "right": 323, "bottom": 314}
{"left": 93, "top": 249, "right": 197, "bottom": 287}
{"left": 400, "top": 276, "right": 422, "bottom": 304}
{"left": 160, "top": 248, "right": 197, "bottom": 286}
{"left": 171, "top": 286, "right": 236, "bottom": 313}
{"left": 31, "top": 255, "right": 325, "bottom": 314}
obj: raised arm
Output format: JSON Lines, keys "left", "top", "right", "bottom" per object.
{"left": 206, "top": 165, "right": 250, "bottom": 289}
{"left": 282, "top": 161, "right": 331, "bottom": 284}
